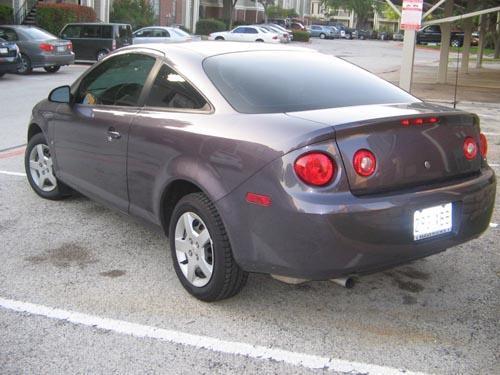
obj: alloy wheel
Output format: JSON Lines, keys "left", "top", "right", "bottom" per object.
{"left": 174, "top": 212, "right": 214, "bottom": 288}
{"left": 28, "top": 144, "right": 57, "bottom": 192}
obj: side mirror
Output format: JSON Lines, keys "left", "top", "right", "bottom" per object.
{"left": 49, "top": 85, "right": 71, "bottom": 104}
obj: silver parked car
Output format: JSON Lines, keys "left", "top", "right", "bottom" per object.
{"left": 0, "top": 25, "right": 74, "bottom": 74}
{"left": 133, "top": 26, "right": 194, "bottom": 44}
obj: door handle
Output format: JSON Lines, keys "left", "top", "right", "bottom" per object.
{"left": 107, "top": 127, "right": 121, "bottom": 140}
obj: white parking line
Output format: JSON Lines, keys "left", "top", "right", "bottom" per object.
{"left": 490, "top": 223, "right": 499, "bottom": 228}
{"left": 482, "top": 132, "right": 500, "bottom": 136}
{"left": 0, "top": 170, "right": 26, "bottom": 177}
{"left": 0, "top": 297, "right": 426, "bottom": 375}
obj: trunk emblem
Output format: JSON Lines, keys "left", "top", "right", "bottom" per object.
{"left": 424, "top": 161, "right": 431, "bottom": 169}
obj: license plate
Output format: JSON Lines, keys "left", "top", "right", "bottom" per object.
{"left": 57, "top": 46, "right": 65, "bottom": 52}
{"left": 0, "top": 47, "right": 8, "bottom": 54}
{"left": 413, "top": 203, "right": 452, "bottom": 241}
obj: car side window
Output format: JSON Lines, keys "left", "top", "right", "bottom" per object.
{"left": 232, "top": 27, "right": 244, "bottom": 33}
{"left": 75, "top": 53, "right": 156, "bottom": 107}
{"left": 62, "top": 25, "right": 81, "bottom": 38}
{"left": 246, "top": 27, "right": 258, "bottom": 34}
{"left": 145, "top": 64, "right": 208, "bottom": 111}
{"left": 101, "top": 26, "right": 113, "bottom": 39}
{"left": 82, "top": 25, "right": 100, "bottom": 38}
{"left": 0, "top": 28, "right": 18, "bottom": 41}
{"left": 153, "top": 29, "right": 169, "bottom": 37}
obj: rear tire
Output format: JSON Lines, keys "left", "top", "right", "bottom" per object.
{"left": 44, "top": 65, "right": 60, "bottom": 73}
{"left": 255, "top": 39, "right": 264, "bottom": 42}
{"left": 17, "top": 53, "right": 32, "bottom": 75}
{"left": 451, "top": 39, "right": 462, "bottom": 48}
{"left": 96, "top": 49, "right": 108, "bottom": 61}
{"left": 25, "top": 133, "right": 72, "bottom": 200}
{"left": 169, "top": 192, "right": 248, "bottom": 302}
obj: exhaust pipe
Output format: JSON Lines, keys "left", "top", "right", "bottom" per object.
{"left": 330, "top": 277, "right": 355, "bottom": 289}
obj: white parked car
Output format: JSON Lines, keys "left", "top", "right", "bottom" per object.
{"left": 257, "top": 24, "right": 291, "bottom": 43}
{"left": 208, "top": 26, "right": 280, "bottom": 43}
{"left": 133, "top": 26, "right": 194, "bottom": 44}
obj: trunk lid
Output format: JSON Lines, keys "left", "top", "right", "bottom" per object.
{"left": 287, "top": 103, "right": 481, "bottom": 195}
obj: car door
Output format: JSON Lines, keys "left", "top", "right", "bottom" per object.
{"left": 245, "top": 27, "right": 260, "bottom": 42}
{"left": 310, "top": 26, "right": 320, "bottom": 37}
{"left": 152, "top": 28, "right": 170, "bottom": 43}
{"left": 229, "top": 27, "right": 245, "bottom": 42}
{"left": 52, "top": 52, "right": 157, "bottom": 212}
{"left": 133, "top": 28, "right": 154, "bottom": 44}
{"left": 127, "top": 62, "right": 211, "bottom": 224}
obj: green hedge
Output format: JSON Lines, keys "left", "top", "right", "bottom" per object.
{"left": 0, "top": 5, "right": 13, "bottom": 24}
{"left": 292, "top": 30, "right": 310, "bottom": 42}
{"left": 196, "top": 18, "right": 227, "bottom": 36}
{"left": 37, "top": 3, "right": 96, "bottom": 35}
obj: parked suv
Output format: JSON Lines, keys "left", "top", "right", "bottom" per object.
{"left": 60, "top": 23, "right": 132, "bottom": 61}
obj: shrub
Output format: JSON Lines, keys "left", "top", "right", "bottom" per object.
{"left": 196, "top": 18, "right": 227, "bottom": 35}
{"left": 37, "top": 4, "right": 96, "bottom": 35}
{"left": 110, "top": 0, "right": 156, "bottom": 30}
{"left": 0, "top": 5, "right": 13, "bottom": 24}
{"left": 292, "top": 30, "right": 310, "bottom": 42}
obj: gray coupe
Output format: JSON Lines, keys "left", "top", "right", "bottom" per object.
{"left": 24, "top": 42, "right": 495, "bottom": 301}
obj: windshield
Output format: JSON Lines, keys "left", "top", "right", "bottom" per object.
{"left": 21, "top": 27, "right": 57, "bottom": 40}
{"left": 203, "top": 51, "right": 418, "bottom": 114}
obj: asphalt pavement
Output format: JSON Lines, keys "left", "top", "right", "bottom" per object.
{"left": 0, "top": 42, "right": 498, "bottom": 374}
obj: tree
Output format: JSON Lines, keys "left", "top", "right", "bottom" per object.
{"left": 251, "top": 0, "right": 275, "bottom": 24}
{"left": 322, "top": 0, "right": 381, "bottom": 29}
{"left": 110, "top": 0, "right": 156, "bottom": 30}
{"left": 223, "top": 0, "right": 239, "bottom": 29}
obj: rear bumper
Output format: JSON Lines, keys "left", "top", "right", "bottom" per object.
{"left": 218, "top": 166, "right": 496, "bottom": 280}
{"left": 31, "top": 53, "right": 75, "bottom": 68}
{"left": 0, "top": 57, "right": 20, "bottom": 73}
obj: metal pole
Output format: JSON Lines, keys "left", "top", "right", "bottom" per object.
{"left": 399, "top": 29, "right": 416, "bottom": 92}
{"left": 437, "top": 0, "right": 454, "bottom": 84}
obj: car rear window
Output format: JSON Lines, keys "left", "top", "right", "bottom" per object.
{"left": 21, "top": 27, "right": 56, "bottom": 40}
{"left": 203, "top": 51, "right": 418, "bottom": 114}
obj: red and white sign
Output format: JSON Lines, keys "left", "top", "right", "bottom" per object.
{"left": 401, "top": 0, "right": 423, "bottom": 30}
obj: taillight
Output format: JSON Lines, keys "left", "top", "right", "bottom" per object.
{"left": 67, "top": 41, "right": 73, "bottom": 51}
{"left": 463, "top": 137, "right": 478, "bottom": 160}
{"left": 401, "top": 117, "right": 439, "bottom": 126}
{"left": 479, "top": 133, "right": 488, "bottom": 158}
{"left": 39, "top": 43, "right": 54, "bottom": 52}
{"left": 353, "top": 149, "right": 376, "bottom": 177}
{"left": 272, "top": 35, "right": 278, "bottom": 39}
{"left": 294, "top": 152, "right": 335, "bottom": 186}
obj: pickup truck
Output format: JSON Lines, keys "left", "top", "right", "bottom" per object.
{"left": 417, "top": 25, "right": 464, "bottom": 47}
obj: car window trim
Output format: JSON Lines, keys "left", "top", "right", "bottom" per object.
{"left": 71, "top": 51, "right": 162, "bottom": 109}
{"left": 141, "top": 58, "right": 214, "bottom": 114}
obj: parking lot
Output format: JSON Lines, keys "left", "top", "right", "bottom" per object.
{"left": 0, "top": 41, "right": 499, "bottom": 374}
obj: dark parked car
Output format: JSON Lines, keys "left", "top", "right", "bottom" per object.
{"left": 25, "top": 42, "right": 495, "bottom": 301}
{"left": 0, "top": 25, "right": 73, "bottom": 74}
{"left": 417, "top": 25, "right": 464, "bottom": 47}
{"left": 60, "top": 23, "right": 132, "bottom": 61}
{"left": 0, "top": 37, "right": 20, "bottom": 77}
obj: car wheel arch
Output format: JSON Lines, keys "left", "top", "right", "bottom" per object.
{"left": 28, "top": 123, "right": 43, "bottom": 141}
{"left": 159, "top": 179, "right": 207, "bottom": 236}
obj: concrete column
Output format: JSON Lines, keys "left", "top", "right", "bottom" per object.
{"left": 399, "top": 29, "right": 416, "bottom": 92}
{"left": 476, "top": 15, "right": 487, "bottom": 68}
{"left": 192, "top": 0, "right": 200, "bottom": 32}
{"left": 460, "top": 0, "right": 474, "bottom": 73}
{"left": 437, "top": 0, "right": 454, "bottom": 84}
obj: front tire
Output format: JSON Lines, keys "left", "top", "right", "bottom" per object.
{"left": 451, "top": 39, "right": 462, "bottom": 47}
{"left": 215, "top": 36, "right": 224, "bottom": 41}
{"left": 319, "top": 33, "right": 326, "bottom": 39}
{"left": 169, "top": 192, "right": 248, "bottom": 302}
{"left": 44, "top": 65, "right": 60, "bottom": 73}
{"left": 25, "top": 133, "right": 72, "bottom": 200}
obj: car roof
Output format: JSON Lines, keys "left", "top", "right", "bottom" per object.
{"left": 64, "top": 23, "right": 130, "bottom": 26}
{"left": 119, "top": 41, "right": 311, "bottom": 60}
